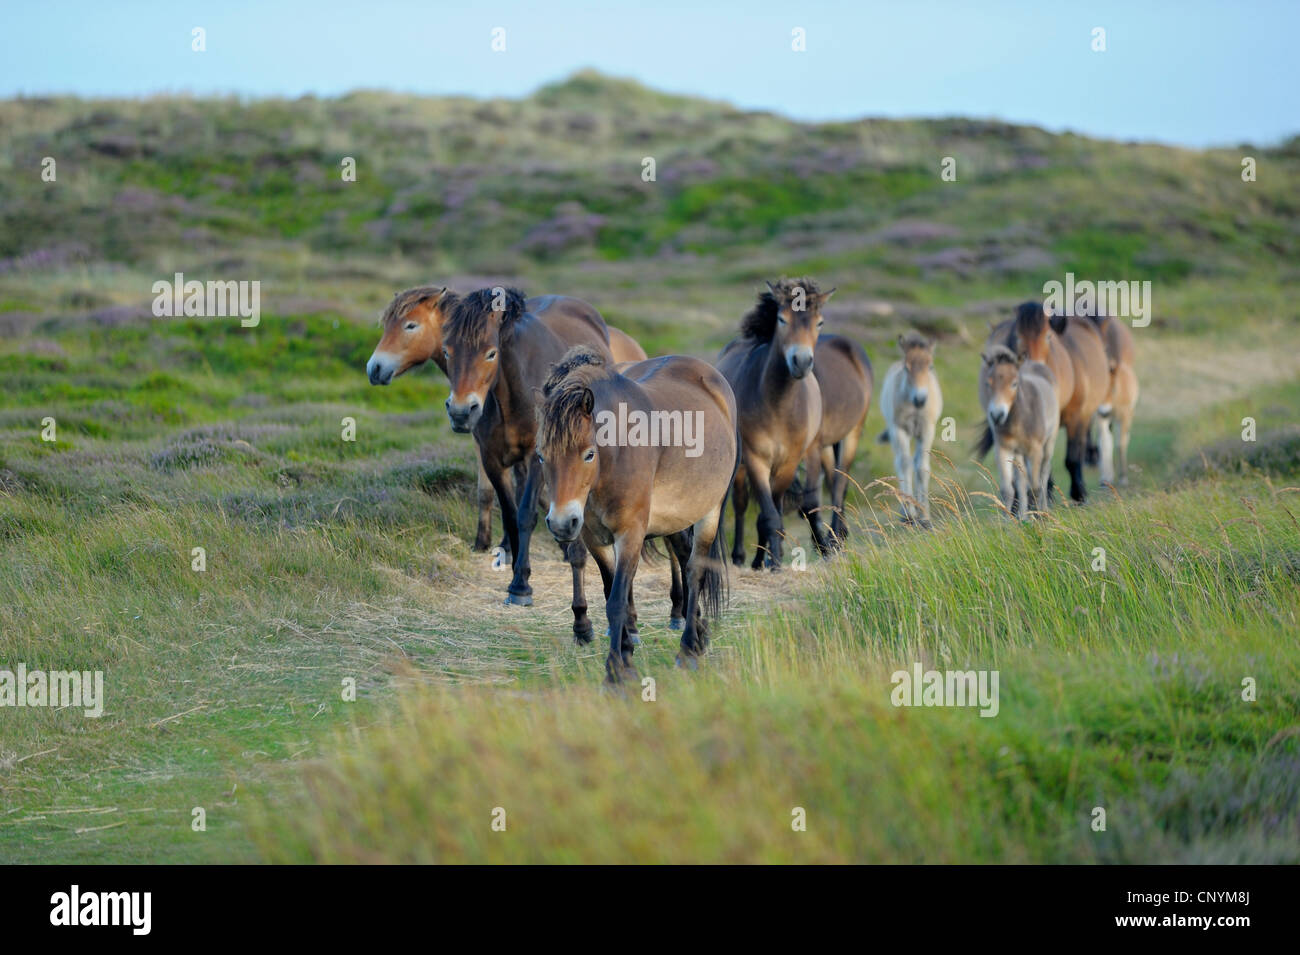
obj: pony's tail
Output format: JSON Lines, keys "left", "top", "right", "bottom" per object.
{"left": 700, "top": 520, "right": 727, "bottom": 621}
{"left": 973, "top": 424, "right": 994, "bottom": 460}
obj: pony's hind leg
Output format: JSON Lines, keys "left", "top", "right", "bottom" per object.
{"left": 729, "top": 467, "right": 749, "bottom": 568}
{"left": 799, "top": 441, "right": 833, "bottom": 557}
{"left": 1097, "top": 412, "right": 1116, "bottom": 488}
{"left": 674, "top": 507, "right": 724, "bottom": 665}
{"left": 1065, "top": 419, "right": 1089, "bottom": 503}
{"left": 830, "top": 430, "right": 859, "bottom": 545}
{"left": 668, "top": 542, "right": 686, "bottom": 630}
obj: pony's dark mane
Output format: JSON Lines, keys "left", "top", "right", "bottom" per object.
{"left": 739, "top": 277, "right": 824, "bottom": 341}
{"left": 538, "top": 345, "right": 612, "bottom": 452}
{"left": 444, "top": 287, "right": 527, "bottom": 349}
{"left": 380, "top": 286, "right": 459, "bottom": 329}
{"left": 898, "top": 329, "right": 931, "bottom": 352}
{"left": 1013, "top": 301, "right": 1047, "bottom": 348}
{"left": 986, "top": 344, "right": 1019, "bottom": 367}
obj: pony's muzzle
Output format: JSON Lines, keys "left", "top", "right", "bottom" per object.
{"left": 988, "top": 404, "right": 1009, "bottom": 427}
{"left": 546, "top": 502, "right": 584, "bottom": 542}
{"left": 911, "top": 388, "right": 928, "bottom": 408}
{"left": 366, "top": 354, "right": 394, "bottom": 385}
{"left": 785, "top": 345, "right": 814, "bottom": 379}
{"left": 445, "top": 394, "right": 481, "bottom": 433}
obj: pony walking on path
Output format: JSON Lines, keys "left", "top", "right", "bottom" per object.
{"left": 878, "top": 332, "right": 943, "bottom": 527}
{"left": 537, "top": 346, "right": 738, "bottom": 683}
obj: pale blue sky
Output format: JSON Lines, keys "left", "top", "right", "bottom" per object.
{"left": 1, "top": 0, "right": 1296, "bottom": 147}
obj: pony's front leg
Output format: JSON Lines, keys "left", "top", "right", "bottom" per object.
{"left": 892, "top": 431, "right": 915, "bottom": 524}
{"left": 1013, "top": 452, "right": 1029, "bottom": 520}
{"left": 747, "top": 459, "right": 784, "bottom": 570}
{"left": 473, "top": 455, "right": 496, "bottom": 552}
{"left": 914, "top": 425, "right": 935, "bottom": 528}
{"left": 563, "top": 538, "right": 592, "bottom": 644}
{"left": 505, "top": 453, "right": 543, "bottom": 606}
{"left": 997, "top": 445, "right": 1016, "bottom": 517}
{"left": 485, "top": 458, "right": 521, "bottom": 571}
{"left": 604, "top": 527, "right": 645, "bottom": 684}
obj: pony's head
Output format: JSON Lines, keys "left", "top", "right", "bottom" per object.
{"left": 367, "top": 286, "right": 459, "bottom": 385}
{"left": 1012, "top": 301, "right": 1053, "bottom": 361}
{"left": 981, "top": 344, "right": 1023, "bottom": 427}
{"left": 897, "top": 330, "right": 935, "bottom": 407}
{"left": 442, "top": 287, "right": 527, "bottom": 432}
{"left": 741, "top": 278, "right": 835, "bottom": 379}
{"left": 536, "top": 345, "right": 610, "bottom": 542}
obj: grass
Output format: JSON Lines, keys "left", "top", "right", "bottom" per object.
{"left": 246, "top": 477, "right": 1300, "bottom": 863}
{"left": 1, "top": 73, "right": 1298, "bottom": 863}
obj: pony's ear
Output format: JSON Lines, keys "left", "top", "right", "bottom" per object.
{"left": 820, "top": 287, "right": 837, "bottom": 304}
{"left": 980, "top": 351, "right": 992, "bottom": 366}
{"left": 1015, "top": 352, "right": 1025, "bottom": 367}
{"left": 581, "top": 388, "right": 595, "bottom": 416}
{"left": 897, "top": 333, "right": 906, "bottom": 348}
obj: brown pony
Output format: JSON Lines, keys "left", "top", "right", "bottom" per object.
{"left": 718, "top": 278, "right": 833, "bottom": 569}
{"left": 442, "top": 288, "right": 618, "bottom": 638}
{"left": 367, "top": 285, "right": 647, "bottom": 554}
{"left": 537, "top": 346, "right": 738, "bottom": 682}
{"left": 805, "top": 333, "right": 872, "bottom": 549}
{"left": 980, "top": 346, "right": 1059, "bottom": 518}
{"left": 1082, "top": 309, "right": 1139, "bottom": 487}
{"left": 979, "top": 302, "right": 1109, "bottom": 502}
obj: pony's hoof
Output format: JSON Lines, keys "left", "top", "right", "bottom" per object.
{"left": 604, "top": 658, "right": 638, "bottom": 685}
{"left": 504, "top": 592, "right": 533, "bottom": 607}
{"left": 675, "top": 653, "right": 701, "bottom": 671}
{"left": 731, "top": 555, "right": 746, "bottom": 568}
{"left": 573, "top": 622, "right": 594, "bottom": 645}
{"left": 490, "top": 547, "right": 509, "bottom": 572}
{"left": 669, "top": 616, "right": 686, "bottom": 631}
{"left": 603, "top": 626, "right": 640, "bottom": 647}
{"left": 919, "top": 519, "right": 933, "bottom": 530}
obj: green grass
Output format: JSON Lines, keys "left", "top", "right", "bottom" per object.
{"left": 1, "top": 74, "right": 1298, "bottom": 863}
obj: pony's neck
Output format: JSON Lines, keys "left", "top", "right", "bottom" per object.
{"left": 759, "top": 338, "right": 797, "bottom": 404}
{"left": 491, "top": 338, "right": 529, "bottom": 422}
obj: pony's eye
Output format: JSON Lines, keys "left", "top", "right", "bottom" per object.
{"left": 583, "top": 448, "right": 596, "bottom": 463}
{"left": 405, "top": 322, "right": 418, "bottom": 331}
{"left": 778, "top": 315, "right": 788, "bottom": 325}
{"left": 485, "top": 349, "right": 498, "bottom": 362}
{"left": 443, "top": 348, "right": 450, "bottom": 359}
{"left": 816, "top": 318, "right": 825, "bottom": 328}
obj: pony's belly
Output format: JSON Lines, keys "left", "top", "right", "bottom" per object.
{"left": 646, "top": 473, "right": 731, "bottom": 536}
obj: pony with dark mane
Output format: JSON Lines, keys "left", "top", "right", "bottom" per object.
{"left": 538, "top": 345, "right": 738, "bottom": 682}
{"left": 717, "top": 278, "right": 833, "bottom": 569}
{"left": 978, "top": 301, "right": 1109, "bottom": 502}
{"left": 441, "top": 287, "right": 617, "bottom": 638}
{"left": 366, "top": 285, "right": 646, "bottom": 556}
